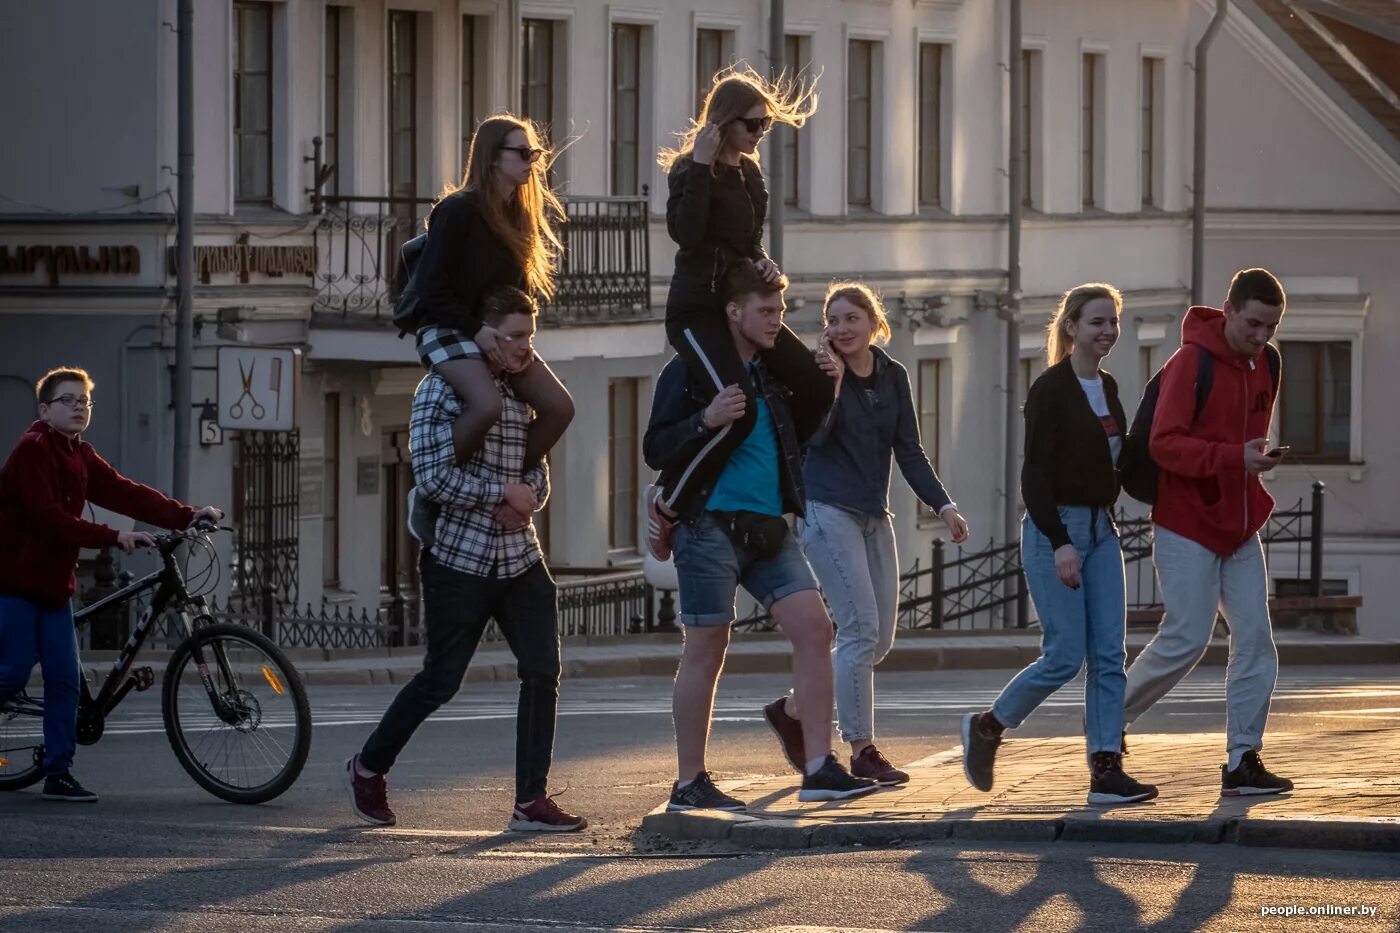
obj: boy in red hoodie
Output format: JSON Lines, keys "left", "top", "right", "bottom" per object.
{"left": 1122, "top": 269, "right": 1293, "bottom": 796}
{"left": 0, "top": 368, "right": 222, "bottom": 802}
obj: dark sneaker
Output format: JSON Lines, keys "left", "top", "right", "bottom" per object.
{"left": 762, "top": 695, "right": 805, "bottom": 773}
{"left": 645, "top": 485, "right": 677, "bottom": 562}
{"left": 851, "top": 745, "right": 910, "bottom": 786}
{"left": 961, "top": 711, "right": 1003, "bottom": 793}
{"left": 1221, "top": 750, "right": 1293, "bottom": 797}
{"left": 42, "top": 772, "right": 97, "bottom": 802}
{"left": 1087, "top": 752, "right": 1158, "bottom": 805}
{"left": 667, "top": 771, "right": 746, "bottom": 812}
{"left": 509, "top": 794, "right": 588, "bottom": 832}
{"left": 798, "top": 754, "right": 880, "bottom": 802}
{"left": 406, "top": 486, "right": 437, "bottom": 550}
{"left": 345, "top": 755, "right": 396, "bottom": 826}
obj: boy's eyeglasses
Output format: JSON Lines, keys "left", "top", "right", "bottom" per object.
{"left": 735, "top": 116, "right": 774, "bottom": 134}
{"left": 51, "top": 394, "right": 93, "bottom": 410}
{"left": 499, "top": 146, "right": 546, "bottom": 164}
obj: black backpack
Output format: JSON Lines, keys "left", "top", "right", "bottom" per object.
{"left": 1118, "top": 343, "right": 1280, "bottom": 505}
{"left": 390, "top": 232, "right": 428, "bottom": 338}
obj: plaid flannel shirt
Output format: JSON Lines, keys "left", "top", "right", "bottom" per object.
{"left": 410, "top": 372, "right": 549, "bottom": 578}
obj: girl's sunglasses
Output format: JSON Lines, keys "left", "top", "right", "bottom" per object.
{"left": 499, "top": 146, "right": 546, "bottom": 163}
{"left": 734, "top": 116, "right": 774, "bottom": 134}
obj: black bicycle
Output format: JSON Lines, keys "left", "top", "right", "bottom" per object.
{"left": 0, "top": 523, "right": 311, "bottom": 804}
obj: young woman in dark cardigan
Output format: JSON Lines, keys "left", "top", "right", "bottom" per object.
{"left": 645, "top": 67, "right": 826, "bottom": 561}
{"left": 961, "top": 283, "right": 1158, "bottom": 806}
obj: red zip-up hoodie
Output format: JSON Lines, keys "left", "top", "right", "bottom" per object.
{"left": 0, "top": 421, "right": 195, "bottom": 609}
{"left": 1149, "top": 306, "right": 1278, "bottom": 556}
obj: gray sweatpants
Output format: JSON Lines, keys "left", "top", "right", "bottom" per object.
{"left": 1123, "top": 524, "right": 1278, "bottom": 769}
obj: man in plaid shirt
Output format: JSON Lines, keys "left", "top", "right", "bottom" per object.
{"left": 345, "top": 287, "right": 587, "bottom": 833}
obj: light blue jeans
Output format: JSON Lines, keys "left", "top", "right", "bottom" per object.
{"left": 992, "top": 506, "right": 1127, "bottom": 754}
{"left": 798, "top": 500, "right": 899, "bottom": 743}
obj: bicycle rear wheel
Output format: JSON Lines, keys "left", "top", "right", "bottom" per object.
{"left": 161, "top": 623, "right": 311, "bottom": 804}
{"left": 0, "top": 691, "right": 45, "bottom": 791}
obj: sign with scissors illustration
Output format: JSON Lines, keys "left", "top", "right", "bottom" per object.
{"left": 218, "top": 346, "right": 301, "bottom": 432}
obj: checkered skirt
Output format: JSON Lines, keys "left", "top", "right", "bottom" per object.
{"left": 416, "top": 325, "right": 482, "bottom": 370}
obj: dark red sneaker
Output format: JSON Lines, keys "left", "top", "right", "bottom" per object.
{"left": 646, "top": 486, "right": 677, "bottom": 561}
{"left": 509, "top": 794, "right": 589, "bottom": 832}
{"left": 851, "top": 745, "right": 910, "bottom": 786}
{"left": 762, "top": 695, "right": 805, "bottom": 773}
{"left": 345, "top": 755, "right": 395, "bottom": 826}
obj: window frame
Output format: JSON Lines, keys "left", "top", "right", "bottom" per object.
{"left": 608, "top": 378, "right": 640, "bottom": 553}
{"left": 234, "top": 0, "right": 274, "bottom": 203}
{"left": 847, "top": 38, "right": 875, "bottom": 209}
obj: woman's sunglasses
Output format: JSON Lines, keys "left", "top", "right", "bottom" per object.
{"left": 734, "top": 116, "right": 774, "bottom": 134}
{"left": 499, "top": 146, "right": 546, "bottom": 164}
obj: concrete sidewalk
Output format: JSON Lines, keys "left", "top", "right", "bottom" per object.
{"left": 68, "top": 628, "right": 1400, "bottom": 688}
{"left": 641, "top": 729, "right": 1400, "bottom": 854}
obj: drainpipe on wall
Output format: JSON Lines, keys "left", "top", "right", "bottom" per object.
{"left": 1192, "top": 0, "right": 1230, "bottom": 306}
{"left": 768, "top": 0, "right": 785, "bottom": 269}
{"left": 173, "top": 0, "right": 195, "bottom": 502}
{"left": 1002, "top": 0, "right": 1024, "bottom": 562}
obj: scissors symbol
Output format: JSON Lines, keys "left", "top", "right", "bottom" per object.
{"left": 230, "top": 358, "right": 266, "bottom": 420}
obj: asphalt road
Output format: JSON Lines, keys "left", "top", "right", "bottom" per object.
{"left": 3, "top": 666, "right": 1399, "bottom": 931}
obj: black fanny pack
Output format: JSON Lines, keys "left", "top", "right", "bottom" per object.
{"left": 712, "top": 510, "right": 788, "bottom": 561}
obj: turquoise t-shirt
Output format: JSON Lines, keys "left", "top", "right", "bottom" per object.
{"left": 706, "top": 393, "right": 783, "bottom": 516}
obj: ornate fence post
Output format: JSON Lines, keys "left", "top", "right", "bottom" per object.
{"left": 656, "top": 589, "right": 678, "bottom": 632}
{"left": 1310, "top": 480, "right": 1326, "bottom": 598}
{"left": 390, "top": 591, "right": 408, "bottom": 647}
{"left": 83, "top": 547, "right": 125, "bottom": 650}
{"left": 931, "top": 539, "right": 946, "bottom": 629}
{"left": 261, "top": 583, "right": 276, "bottom": 642}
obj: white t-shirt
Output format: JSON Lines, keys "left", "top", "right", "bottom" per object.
{"left": 1078, "top": 375, "right": 1122, "bottom": 465}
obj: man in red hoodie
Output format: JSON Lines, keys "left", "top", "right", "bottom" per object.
{"left": 0, "top": 367, "right": 222, "bottom": 802}
{"left": 1122, "top": 269, "right": 1293, "bottom": 796}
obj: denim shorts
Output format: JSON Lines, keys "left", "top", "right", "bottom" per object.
{"left": 672, "top": 511, "right": 818, "bottom": 627}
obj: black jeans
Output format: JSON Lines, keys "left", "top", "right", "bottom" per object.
{"left": 359, "top": 552, "right": 561, "bottom": 802}
{"left": 662, "top": 288, "right": 832, "bottom": 508}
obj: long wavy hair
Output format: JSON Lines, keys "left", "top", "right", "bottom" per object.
{"left": 658, "top": 64, "right": 818, "bottom": 173}
{"left": 435, "top": 114, "right": 564, "bottom": 301}
{"left": 822, "top": 281, "right": 892, "bottom": 346}
{"left": 1045, "top": 282, "right": 1123, "bottom": 366}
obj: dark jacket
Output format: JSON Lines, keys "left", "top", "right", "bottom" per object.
{"left": 665, "top": 156, "right": 769, "bottom": 303}
{"left": 644, "top": 355, "right": 810, "bottom": 522}
{"left": 803, "top": 347, "right": 952, "bottom": 517}
{"left": 1150, "top": 306, "right": 1278, "bottom": 555}
{"left": 0, "top": 421, "right": 195, "bottom": 608}
{"left": 1021, "top": 359, "right": 1128, "bottom": 550}
{"left": 414, "top": 189, "right": 526, "bottom": 338}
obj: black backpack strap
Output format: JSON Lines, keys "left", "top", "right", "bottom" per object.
{"left": 1192, "top": 345, "right": 1214, "bottom": 423}
{"left": 1264, "top": 342, "right": 1281, "bottom": 395}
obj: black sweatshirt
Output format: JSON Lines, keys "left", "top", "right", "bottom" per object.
{"left": 1020, "top": 357, "right": 1127, "bottom": 549}
{"left": 665, "top": 156, "right": 769, "bottom": 296}
{"left": 413, "top": 190, "right": 526, "bottom": 338}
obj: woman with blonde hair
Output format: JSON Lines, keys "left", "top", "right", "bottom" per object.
{"left": 961, "top": 283, "right": 1158, "bottom": 805}
{"left": 762, "top": 282, "right": 970, "bottom": 785}
{"left": 403, "top": 114, "right": 575, "bottom": 543}
{"left": 645, "top": 66, "right": 825, "bottom": 561}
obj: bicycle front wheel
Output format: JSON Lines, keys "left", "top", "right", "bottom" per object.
{"left": 0, "top": 692, "right": 45, "bottom": 791}
{"left": 161, "top": 623, "right": 311, "bottom": 804}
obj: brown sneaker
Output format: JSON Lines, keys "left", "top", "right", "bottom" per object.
{"left": 509, "top": 794, "right": 588, "bottom": 832}
{"left": 645, "top": 486, "right": 677, "bottom": 561}
{"left": 345, "top": 755, "right": 395, "bottom": 826}
{"left": 851, "top": 745, "right": 910, "bottom": 786}
{"left": 762, "top": 694, "right": 805, "bottom": 773}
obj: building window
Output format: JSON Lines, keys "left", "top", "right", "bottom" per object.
{"left": 387, "top": 11, "right": 418, "bottom": 203}
{"left": 234, "top": 1, "right": 273, "bottom": 202}
{"left": 1081, "top": 53, "right": 1104, "bottom": 209}
{"left": 522, "top": 18, "right": 560, "bottom": 140}
{"left": 918, "top": 359, "right": 944, "bottom": 516}
{"left": 695, "top": 28, "right": 731, "bottom": 115}
{"left": 918, "top": 43, "right": 945, "bottom": 209}
{"left": 323, "top": 6, "right": 347, "bottom": 197}
{"left": 611, "top": 24, "right": 642, "bottom": 196}
{"left": 1141, "top": 57, "right": 1164, "bottom": 208}
{"left": 608, "top": 379, "right": 639, "bottom": 551}
{"left": 783, "top": 34, "right": 808, "bottom": 207}
{"left": 323, "top": 393, "right": 341, "bottom": 587}
{"left": 1140, "top": 344, "right": 1158, "bottom": 384}
{"left": 847, "top": 39, "right": 875, "bottom": 208}
{"left": 1279, "top": 341, "right": 1352, "bottom": 461}
{"left": 1020, "top": 49, "right": 1039, "bottom": 209}
{"left": 461, "top": 15, "right": 485, "bottom": 169}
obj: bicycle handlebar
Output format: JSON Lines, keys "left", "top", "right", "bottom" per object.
{"left": 149, "top": 521, "right": 231, "bottom": 552}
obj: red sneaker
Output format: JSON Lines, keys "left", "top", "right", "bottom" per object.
{"left": 509, "top": 794, "right": 588, "bottom": 833}
{"left": 645, "top": 485, "right": 677, "bottom": 561}
{"left": 345, "top": 755, "right": 396, "bottom": 826}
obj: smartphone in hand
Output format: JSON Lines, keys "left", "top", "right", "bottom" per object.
{"left": 1265, "top": 445, "right": 1291, "bottom": 459}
